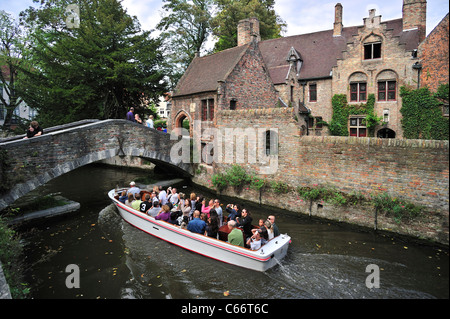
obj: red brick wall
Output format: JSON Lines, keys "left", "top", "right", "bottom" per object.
{"left": 218, "top": 41, "right": 279, "bottom": 111}
{"left": 169, "top": 41, "right": 279, "bottom": 133}
{"left": 419, "top": 14, "right": 449, "bottom": 92}
{"left": 295, "top": 136, "right": 449, "bottom": 212}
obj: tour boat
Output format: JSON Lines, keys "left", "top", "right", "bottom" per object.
{"left": 108, "top": 189, "right": 291, "bottom": 272}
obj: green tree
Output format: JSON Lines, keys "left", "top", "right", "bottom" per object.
{"left": 211, "top": 0, "right": 286, "bottom": 52}
{"left": 18, "top": 0, "right": 167, "bottom": 127}
{"left": 0, "top": 10, "right": 26, "bottom": 130}
{"left": 157, "top": 0, "right": 213, "bottom": 88}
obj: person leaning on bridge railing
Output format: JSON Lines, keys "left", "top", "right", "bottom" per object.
{"left": 23, "top": 121, "right": 44, "bottom": 139}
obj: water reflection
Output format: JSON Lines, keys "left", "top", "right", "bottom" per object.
{"left": 18, "top": 164, "right": 449, "bottom": 299}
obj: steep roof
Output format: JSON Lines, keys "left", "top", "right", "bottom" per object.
{"left": 173, "top": 18, "right": 421, "bottom": 95}
{"left": 173, "top": 44, "right": 249, "bottom": 97}
{"left": 259, "top": 18, "right": 420, "bottom": 84}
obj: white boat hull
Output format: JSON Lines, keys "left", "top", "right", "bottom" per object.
{"left": 108, "top": 189, "right": 291, "bottom": 272}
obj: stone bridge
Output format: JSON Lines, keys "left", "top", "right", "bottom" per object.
{"left": 0, "top": 119, "right": 193, "bottom": 211}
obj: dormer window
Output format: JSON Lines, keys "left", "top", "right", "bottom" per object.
{"left": 286, "top": 47, "right": 303, "bottom": 75}
{"left": 364, "top": 42, "right": 381, "bottom": 60}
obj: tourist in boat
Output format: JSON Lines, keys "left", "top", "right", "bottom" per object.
{"left": 246, "top": 229, "right": 262, "bottom": 251}
{"left": 253, "top": 219, "right": 270, "bottom": 242}
{"left": 147, "top": 200, "right": 160, "bottom": 217}
{"left": 205, "top": 209, "right": 219, "bottom": 238}
{"left": 227, "top": 220, "right": 244, "bottom": 247}
{"left": 139, "top": 193, "right": 152, "bottom": 214}
{"left": 189, "top": 193, "right": 197, "bottom": 217}
{"left": 127, "top": 181, "right": 140, "bottom": 197}
{"left": 187, "top": 210, "right": 206, "bottom": 234}
{"left": 131, "top": 193, "right": 142, "bottom": 210}
{"left": 201, "top": 199, "right": 214, "bottom": 218}
{"left": 225, "top": 204, "right": 239, "bottom": 221}
{"left": 158, "top": 186, "right": 168, "bottom": 205}
{"left": 195, "top": 195, "right": 203, "bottom": 212}
{"left": 168, "top": 208, "right": 181, "bottom": 225}
{"left": 236, "top": 208, "right": 253, "bottom": 239}
{"left": 268, "top": 215, "right": 280, "bottom": 237}
{"left": 258, "top": 219, "right": 264, "bottom": 227}
{"left": 180, "top": 216, "right": 189, "bottom": 229}
{"left": 118, "top": 190, "right": 127, "bottom": 204}
{"left": 213, "top": 199, "right": 223, "bottom": 226}
{"left": 181, "top": 198, "right": 191, "bottom": 218}
{"left": 265, "top": 220, "right": 274, "bottom": 240}
{"left": 168, "top": 187, "right": 180, "bottom": 208}
{"left": 125, "top": 193, "right": 134, "bottom": 207}
{"left": 155, "top": 205, "right": 171, "bottom": 222}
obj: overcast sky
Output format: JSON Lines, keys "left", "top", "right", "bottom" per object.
{"left": 1, "top": 0, "right": 448, "bottom": 43}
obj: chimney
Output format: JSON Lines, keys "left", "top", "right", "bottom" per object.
{"left": 402, "top": 0, "right": 427, "bottom": 42}
{"left": 237, "top": 17, "right": 261, "bottom": 46}
{"left": 333, "top": 3, "right": 343, "bottom": 37}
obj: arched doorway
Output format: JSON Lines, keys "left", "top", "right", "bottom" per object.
{"left": 174, "top": 110, "right": 191, "bottom": 136}
{"left": 377, "top": 128, "right": 396, "bottom": 138}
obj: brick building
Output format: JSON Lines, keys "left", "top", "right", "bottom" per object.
{"left": 418, "top": 13, "right": 449, "bottom": 93}
{"left": 170, "top": 0, "right": 445, "bottom": 140}
{"left": 169, "top": 35, "right": 279, "bottom": 135}
{"left": 259, "top": 0, "right": 428, "bottom": 139}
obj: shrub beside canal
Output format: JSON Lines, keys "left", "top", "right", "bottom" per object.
{"left": 0, "top": 217, "right": 29, "bottom": 298}
{"left": 211, "top": 165, "right": 424, "bottom": 225}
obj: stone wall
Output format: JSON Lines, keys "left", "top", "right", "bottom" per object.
{"left": 214, "top": 107, "right": 300, "bottom": 181}
{"left": 214, "top": 108, "right": 449, "bottom": 213}
{"left": 295, "top": 136, "right": 449, "bottom": 212}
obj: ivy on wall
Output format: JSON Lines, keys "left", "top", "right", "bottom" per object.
{"left": 400, "top": 84, "right": 449, "bottom": 140}
{"left": 329, "top": 93, "right": 382, "bottom": 137}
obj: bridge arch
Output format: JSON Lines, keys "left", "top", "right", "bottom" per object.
{"left": 0, "top": 119, "right": 193, "bottom": 211}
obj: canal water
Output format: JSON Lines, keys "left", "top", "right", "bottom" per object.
{"left": 17, "top": 164, "right": 448, "bottom": 299}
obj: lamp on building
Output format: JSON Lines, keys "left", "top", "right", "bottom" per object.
{"left": 412, "top": 61, "right": 422, "bottom": 69}
{"left": 412, "top": 61, "right": 422, "bottom": 89}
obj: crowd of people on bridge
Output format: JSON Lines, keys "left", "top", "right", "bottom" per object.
{"left": 126, "top": 107, "right": 167, "bottom": 132}
{"left": 118, "top": 181, "right": 280, "bottom": 250}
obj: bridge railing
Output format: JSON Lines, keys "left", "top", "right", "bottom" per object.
{"left": 0, "top": 119, "right": 101, "bottom": 143}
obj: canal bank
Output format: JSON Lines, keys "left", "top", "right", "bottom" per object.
{"left": 192, "top": 170, "right": 449, "bottom": 247}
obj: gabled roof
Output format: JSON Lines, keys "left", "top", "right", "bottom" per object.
{"left": 173, "top": 18, "right": 421, "bottom": 95}
{"left": 173, "top": 44, "right": 249, "bottom": 97}
{"left": 259, "top": 18, "right": 420, "bottom": 84}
